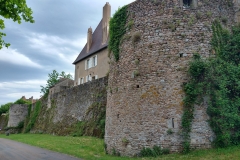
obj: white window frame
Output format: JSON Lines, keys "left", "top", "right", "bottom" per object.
{"left": 87, "top": 59, "right": 90, "bottom": 69}
{"left": 93, "top": 56, "right": 96, "bottom": 67}
{"left": 86, "top": 75, "right": 92, "bottom": 82}
{"left": 89, "top": 75, "right": 92, "bottom": 81}
{"left": 92, "top": 55, "right": 97, "bottom": 67}
{"left": 85, "top": 55, "right": 97, "bottom": 70}
{"left": 81, "top": 77, "right": 84, "bottom": 84}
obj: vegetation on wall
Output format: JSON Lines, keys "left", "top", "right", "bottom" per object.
{"left": 182, "top": 20, "right": 240, "bottom": 152}
{"left": 72, "top": 90, "right": 107, "bottom": 138}
{"left": 0, "top": 98, "right": 31, "bottom": 116}
{"left": 109, "top": 5, "right": 128, "bottom": 61}
{"left": 14, "top": 98, "right": 32, "bottom": 105}
{"left": 24, "top": 101, "right": 41, "bottom": 133}
{"left": 0, "top": 102, "right": 12, "bottom": 116}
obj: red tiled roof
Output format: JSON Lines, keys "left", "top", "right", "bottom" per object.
{"left": 73, "top": 19, "right": 108, "bottom": 64}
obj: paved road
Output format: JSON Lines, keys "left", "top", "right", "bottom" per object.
{"left": 0, "top": 138, "right": 82, "bottom": 160}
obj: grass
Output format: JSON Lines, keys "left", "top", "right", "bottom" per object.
{"left": 1, "top": 134, "right": 240, "bottom": 160}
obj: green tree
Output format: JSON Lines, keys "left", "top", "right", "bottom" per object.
{"left": 40, "top": 70, "right": 72, "bottom": 95}
{"left": 0, "top": 0, "right": 34, "bottom": 49}
{"left": 0, "top": 102, "right": 13, "bottom": 115}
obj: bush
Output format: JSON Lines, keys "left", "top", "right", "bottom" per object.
{"left": 16, "top": 121, "right": 24, "bottom": 129}
{"left": 14, "top": 98, "right": 31, "bottom": 104}
{"left": 140, "top": 145, "right": 169, "bottom": 157}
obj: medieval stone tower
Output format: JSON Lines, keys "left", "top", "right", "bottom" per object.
{"left": 105, "top": 0, "right": 240, "bottom": 156}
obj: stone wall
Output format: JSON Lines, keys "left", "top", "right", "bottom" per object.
{"left": 0, "top": 115, "right": 8, "bottom": 131}
{"left": 8, "top": 104, "right": 28, "bottom": 127}
{"left": 32, "top": 77, "right": 108, "bottom": 135}
{"left": 105, "top": 0, "right": 236, "bottom": 156}
{"left": 49, "top": 78, "right": 74, "bottom": 95}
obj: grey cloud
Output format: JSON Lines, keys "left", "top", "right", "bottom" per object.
{"left": 0, "top": 0, "right": 135, "bottom": 105}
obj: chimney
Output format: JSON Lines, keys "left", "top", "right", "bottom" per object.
{"left": 102, "top": 2, "right": 111, "bottom": 44}
{"left": 87, "top": 27, "right": 92, "bottom": 53}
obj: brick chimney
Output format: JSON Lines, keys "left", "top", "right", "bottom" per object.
{"left": 87, "top": 27, "right": 92, "bottom": 53}
{"left": 102, "top": 2, "right": 111, "bottom": 44}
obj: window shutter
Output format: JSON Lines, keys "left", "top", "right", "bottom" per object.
{"left": 89, "top": 75, "right": 92, "bottom": 81}
{"left": 85, "top": 60, "right": 87, "bottom": 70}
{"left": 82, "top": 77, "right": 84, "bottom": 83}
{"left": 95, "top": 55, "right": 97, "bottom": 66}
{"left": 95, "top": 75, "right": 98, "bottom": 79}
{"left": 86, "top": 76, "right": 88, "bottom": 82}
{"left": 78, "top": 78, "right": 80, "bottom": 85}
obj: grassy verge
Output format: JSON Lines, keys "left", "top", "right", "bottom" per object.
{"left": 0, "top": 134, "right": 240, "bottom": 160}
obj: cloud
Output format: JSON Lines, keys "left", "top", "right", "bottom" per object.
{"left": 0, "top": 80, "right": 46, "bottom": 104}
{"left": 26, "top": 33, "right": 84, "bottom": 64}
{"left": 0, "top": 48, "right": 42, "bottom": 68}
{"left": 0, "top": 0, "right": 136, "bottom": 105}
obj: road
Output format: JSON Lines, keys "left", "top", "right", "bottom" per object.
{"left": 0, "top": 138, "right": 82, "bottom": 160}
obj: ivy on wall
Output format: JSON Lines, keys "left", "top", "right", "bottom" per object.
{"left": 182, "top": 20, "right": 240, "bottom": 152}
{"left": 24, "top": 101, "right": 41, "bottom": 133}
{"left": 109, "top": 5, "right": 128, "bottom": 61}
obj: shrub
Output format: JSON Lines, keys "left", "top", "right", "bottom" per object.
{"left": 16, "top": 121, "right": 24, "bottom": 129}
{"left": 140, "top": 145, "right": 169, "bottom": 157}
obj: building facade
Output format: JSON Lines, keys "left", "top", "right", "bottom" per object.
{"left": 73, "top": 2, "right": 111, "bottom": 86}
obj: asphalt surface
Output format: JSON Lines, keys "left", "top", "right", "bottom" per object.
{"left": 0, "top": 138, "right": 82, "bottom": 160}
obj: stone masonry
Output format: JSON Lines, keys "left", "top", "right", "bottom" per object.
{"left": 105, "top": 0, "right": 237, "bottom": 156}
{"left": 32, "top": 77, "right": 108, "bottom": 135}
{"left": 0, "top": 114, "right": 7, "bottom": 131}
{"left": 7, "top": 104, "right": 28, "bottom": 127}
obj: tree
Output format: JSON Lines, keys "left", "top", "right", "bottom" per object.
{"left": 0, "top": 102, "right": 12, "bottom": 116}
{"left": 0, "top": 0, "right": 34, "bottom": 49}
{"left": 40, "top": 70, "right": 72, "bottom": 95}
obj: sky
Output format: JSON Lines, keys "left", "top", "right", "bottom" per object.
{"left": 0, "top": 0, "right": 135, "bottom": 105}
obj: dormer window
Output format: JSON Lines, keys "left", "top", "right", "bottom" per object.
{"left": 183, "top": 0, "right": 192, "bottom": 8}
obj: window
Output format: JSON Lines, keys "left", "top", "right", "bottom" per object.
{"left": 91, "top": 75, "right": 98, "bottom": 80}
{"left": 183, "top": 0, "right": 191, "bottom": 7}
{"left": 81, "top": 78, "right": 84, "bottom": 84}
{"left": 85, "top": 55, "right": 97, "bottom": 69}
{"left": 93, "top": 56, "right": 96, "bottom": 67}
{"left": 172, "top": 118, "right": 175, "bottom": 128}
{"left": 86, "top": 75, "right": 92, "bottom": 82}
{"left": 93, "top": 55, "right": 97, "bottom": 67}
{"left": 87, "top": 59, "right": 90, "bottom": 69}
{"left": 183, "top": 0, "right": 197, "bottom": 8}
